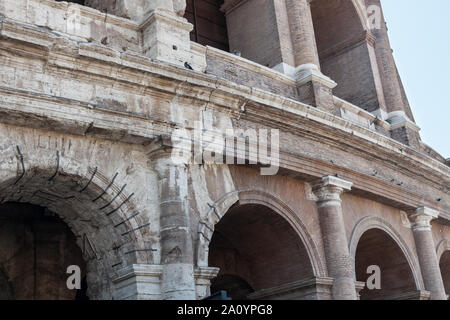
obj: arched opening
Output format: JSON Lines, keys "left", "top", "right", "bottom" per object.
{"left": 208, "top": 203, "right": 315, "bottom": 300}
{"left": 0, "top": 156, "right": 148, "bottom": 300}
{"left": 0, "top": 202, "right": 88, "bottom": 300}
{"left": 355, "top": 229, "right": 417, "bottom": 300}
{"left": 184, "top": 0, "right": 230, "bottom": 51}
{"left": 311, "top": 0, "right": 384, "bottom": 112}
{"left": 439, "top": 251, "right": 450, "bottom": 299}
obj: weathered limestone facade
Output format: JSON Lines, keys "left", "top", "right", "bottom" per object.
{"left": 0, "top": 0, "right": 448, "bottom": 300}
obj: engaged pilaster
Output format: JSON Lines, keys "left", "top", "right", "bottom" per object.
{"left": 313, "top": 176, "right": 357, "bottom": 300}
{"left": 409, "top": 207, "right": 447, "bottom": 300}
{"left": 148, "top": 136, "right": 196, "bottom": 300}
{"left": 366, "top": 0, "right": 404, "bottom": 114}
{"left": 366, "top": 0, "right": 421, "bottom": 148}
{"left": 139, "top": 0, "right": 195, "bottom": 67}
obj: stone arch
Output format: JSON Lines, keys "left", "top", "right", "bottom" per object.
{"left": 196, "top": 189, "right": 326, "bottom": 278}
{"left": 349, "top": 216, "right": 424, "bottom": 298}
{"left": 353, "top": 0, "right": 371, "bottom": 30}
{"left": 0, "top": 139, "right": 152, "bottom": 299}
{"left": 311, "top": 0, "right": 383, "bottom": 112}
{"left": 436, "top": 239, "right": 450, "bottom": 298}
{"left": 436, "top": 239, "right": 450, "bottom": 261}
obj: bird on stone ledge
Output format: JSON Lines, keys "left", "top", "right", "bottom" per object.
{"left": 184, "top": 62, "right": 193, "bottom": 70}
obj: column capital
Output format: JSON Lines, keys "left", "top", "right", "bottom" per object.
{"left": 409, "top": 207, "right": 439, "bottom": 231}
{"left": 312, "top": 175, "right": 353, "bottom": 203}
{"left": 147, "top": 134, "right": 193, "bottom": 169}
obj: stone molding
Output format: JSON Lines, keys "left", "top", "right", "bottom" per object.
{"left": 387, "top": 111, "right": 421, "bottom": 132}
{"left": 194, "top": 267, "right": 220, "bottom": 299}
{"left": 312, "top": 175, "right": 353, "bottom": 205}
{"left": 294, "top": 64, "right": 337, "bottom": 89}
{"left": 409, "top": 207, "right": 440, "bottom": 231}
{"left": 355, "top": 281, "right": 366, "bottom": 300}
{"left": 0, "top": 13, "right": 449, "bottom": 223}
{"left": 112, "top": 264, "right": 163, "bottom": 300}
{"left": 247, "top": 277, "right": 334, "bottom": 300}
{"left": 383, "top": 290, "right": 431, "bottom": 300}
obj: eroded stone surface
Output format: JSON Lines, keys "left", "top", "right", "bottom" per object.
{"left": 0, "top": 0, "right": 448, "bottom": 300}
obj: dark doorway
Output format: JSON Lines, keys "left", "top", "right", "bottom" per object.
{"left": 439, "top": 251, "right": 450, "bottom": 299}
{"left": 208, "top": 203, "right": 314, "bottom": 300}
{"left": 355, "top": 229, "right": 416, "bottom": 300}
{"left": 185, "top": 0, "right": 229, "bottom": 51}
{"left": 0, "top": 202, "right": 88, "bottom": 300}
{"left": 211, "top": 274, "right": 254, "bottom": 300}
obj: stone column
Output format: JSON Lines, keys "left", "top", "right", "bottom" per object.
{"left": 366, "top": 0, "right": 404, "bottom": 114}
{"left": 285, "top": 0, "right": 337, "bottom": 114}
{"left": 286, "top": 0, "right": 320, "bottom": 70}
{"left": 409, "top": 207, "right": 447, "bottom": 300}
{"left": 313, "top": 176, "right": 357, "bottom": 300}
{"left": 366, "top": 0, "right": 421, "bottom": 148}
{"left": 148, "top": 136, "right": 196, "bottom": 300}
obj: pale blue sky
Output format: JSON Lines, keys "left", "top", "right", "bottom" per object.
{"left": 381, "top": 0, "right": 450, "bottom": 158}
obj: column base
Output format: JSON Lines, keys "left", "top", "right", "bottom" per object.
{"left": 112, "top": 264, "right": 163, "bottom": 300}
{"left": 355, "top": 281, "right": 366, "bottom": 300}
{"left": 247, "top": 277, "right": 334, "bottom": 300}
{"left": 294, "top": 64, "right": 339, "bottom": 115}
{"left": 387, "top": 111, "right": 421, "bottom": 149}
{"left": 140, "top": 9, "right": 195, "bottom": 68}
{"left": 195, "top": 266, "right": 220, "bottom": 300}
{"left": 382, "top": 290, "right": 431, "bottom": 300}
{"left": 162, "top": 263, "right": 197, "bottom": 300}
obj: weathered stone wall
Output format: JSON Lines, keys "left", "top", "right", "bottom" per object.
{"left": 0, "top": 0, "right": 448, "bottom": 300}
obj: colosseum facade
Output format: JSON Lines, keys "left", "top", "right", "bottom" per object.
{"left": 0, "top": 0, "right": 448, "bottom": 300}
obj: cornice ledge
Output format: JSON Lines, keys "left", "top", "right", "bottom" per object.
{"left": 205, "top": 45, "right": 296, "bottom": 86}
{"left": 112, "top": 264, "right": 163, "bottom": 283}
{"left": 1, "top": 20, "right": 449, "bottom": 183}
